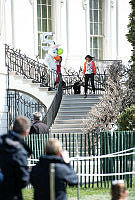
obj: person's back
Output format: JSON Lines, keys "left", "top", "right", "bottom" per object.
{"left": 0, "top": 116, "right": 31, "bottom": 200}
{"left": 30, "top": 139, "right": 78, "bottom": 200}
{"left": 30, "top": 120, "right": 49, "bottom": 134}
{"left": 30, "top": 112, "right": 49, "bottom": 134}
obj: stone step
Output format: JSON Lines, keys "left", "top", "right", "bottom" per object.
{"left": 51, "top": 123, "right": 83, "bottom": 129}
{"left": 60, "top": 103, "right": 97, "bottom": 108}
{"left": 57, "top": 110, "right": 89, "bottom": 116}
{"left": 61, "top": 100, "right": 99, "bottom": 105}
{"left": 56, "top": 115, "right": 87, "bottom": 120}
{"left": 54, "top": 119, "right": 86, "bottom": 124}
{"left": 50, "top": 128, "right": 83, "bottom": 133}
{"left": 51, "top": 94, "right": 100, "bottom": 134}
{"left": 59, "top": 106, "right": 93, "bottom": 111}
{"left": 62, "top": 94, "right": 100, "bottom": 99}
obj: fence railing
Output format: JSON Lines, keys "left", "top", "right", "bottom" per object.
{"left": 25, "top": 131, "right": 135, "bottom": 188}
{"left": 62, "top": 60, "right": 122, "bottom": 95}
{"left": 42, "top": 75, "right": 63, "bottom": 128}
{"left": 7, "top": 90, "right": 46, "bottom": 129}
{"left": 5, "top": 44, "right": 57, "bottom": 88}
{"left": 62, "top": 74, "right": 108, "bottom": 95}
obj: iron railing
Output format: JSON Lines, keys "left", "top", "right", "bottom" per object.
{"left": 7, "top": 90, "right": 46, "bottom": 129}
{"left": 62, "top": 60, "right": 122, "bottom": 95}
{"left": 43, "top": 74, "right": 63, "bottom": 128}
{"left": 5, "top": 44, "right": 57, "bottom": 88}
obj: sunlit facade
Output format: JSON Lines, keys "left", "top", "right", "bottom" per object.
{"left": 0, "top": 0, "right": 132, "bottom": 134}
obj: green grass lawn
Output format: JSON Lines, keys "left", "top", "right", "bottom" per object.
{"left": 23, "top": 186, "right": 135, "bottom": 200}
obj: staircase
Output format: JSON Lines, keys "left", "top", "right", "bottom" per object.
{"left": 50, "top": 94, "right": 100, "bottom": 134}
{"left": 9, "top": 71, "right": 56, "bottom": 109}
{"left": 6, "top": 45, "right": 57, "bottom": 109}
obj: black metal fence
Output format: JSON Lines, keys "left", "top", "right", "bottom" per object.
{"left": 7, "top": 90, "right": 46, "bottom": 129}
{"left": 5, "top": 44, "right": 57, "bottom": 88}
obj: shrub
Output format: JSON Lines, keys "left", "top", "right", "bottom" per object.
{"left": 119, "top": 105, "right": 135, "bottom": 130}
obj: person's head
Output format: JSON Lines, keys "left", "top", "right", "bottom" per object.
{"left": 13, "top": 116, "right": 31, "bottom": 138}
{"left": 111, "top": 180, "right": 128, "bottom": 200}
{"left": 85, "top": 55, "right": 94, "bottom": 62}
{"left": 46, "top": 139, "right": 62, "bottom": 156}
{"left": 33, "top": 112, "right": 42, "bottom": 122}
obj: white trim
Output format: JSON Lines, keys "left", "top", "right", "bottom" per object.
{"left": 33, "top": 0, "right": 38, "bottom": 57}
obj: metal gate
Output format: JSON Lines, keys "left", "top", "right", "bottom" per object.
{"left": 7, "top": 90, "right": 46, "bottom": 129}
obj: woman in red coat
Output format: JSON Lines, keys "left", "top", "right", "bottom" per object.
{"left": 55, "top": 56, "right": 62, "bottom": 83}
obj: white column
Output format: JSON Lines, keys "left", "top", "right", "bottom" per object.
{"left": 11, "top": 0, "right": 16, "bottom": 48}
{"left": 104, "top": 0, "right": 117, "bottom": 59}
{"left": 64, "top": 0, "right": 86, "bottom": 71}
{"left": 116, "top": 0, "right": 119, "bottom": 59}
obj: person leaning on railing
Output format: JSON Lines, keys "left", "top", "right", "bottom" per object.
{"left": 30, "top": 138, "right": 78, "bottom": 200}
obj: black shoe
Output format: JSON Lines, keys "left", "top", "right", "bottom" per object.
{"left": 84, "top": 94, "right": 87, "bottom": 98}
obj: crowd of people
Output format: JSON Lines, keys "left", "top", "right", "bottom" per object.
{"left": 0, "top": 115, "right": 78, "bottom": 200}
{"left": 0, "top": 114, "right": 130, "bottom": 200}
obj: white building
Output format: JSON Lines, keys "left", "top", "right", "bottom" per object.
{"left": 0, "top": 0, "right": 132, "bottom": 134}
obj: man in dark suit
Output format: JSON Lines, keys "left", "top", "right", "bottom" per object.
{"left": 30, "top": 112, "right": 49, "bottom": 134}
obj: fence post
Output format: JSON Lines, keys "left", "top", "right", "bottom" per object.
{"left": 75, "top": 133, "right": 80, "bottom": 200}
{"left": 50, "top": 163, "right": 55, "bottom": 200}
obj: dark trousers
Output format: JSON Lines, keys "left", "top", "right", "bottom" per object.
{"left": 85, "top": 73, "right": 95, "bottom": 95}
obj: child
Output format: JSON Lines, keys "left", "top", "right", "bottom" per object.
{"left": 111, "top": 180, "right": 128, "bottom": 200}
{"left": 56, "top": 56, "right": 62, "bottom": 82}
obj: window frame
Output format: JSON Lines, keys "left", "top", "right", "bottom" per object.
{"left": 89, "top": 0, "right": 104, "bottom": 60}
{"left": 37, "top": 0, "right": 54, "bottom": 59}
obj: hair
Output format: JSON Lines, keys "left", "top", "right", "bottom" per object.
{"left": 46, "top": 139, "right": 62, "bottom": 155}
{"left": 13, "top": 116, "right": 30, "bottom": 135}
{"left": 85, "top": 55, "right": 93, "bottom": 61}
{"left": 111, "top": 182, "right": 127, "bottom": 200}
{"left": 33, "top": 112, "right": 42, "bottom": 121}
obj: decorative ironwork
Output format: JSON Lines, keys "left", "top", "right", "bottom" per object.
{"left": 43, "top": 74, "right": 63, "bottom": 128}
{"left": 5, "top": 44, "right": 57, "bottom": 88}
{"left": 7, "top": 90, "right": 46, "bottom": 129}
{"left": 62, "top": 60, "right": 122, "bottom": 95}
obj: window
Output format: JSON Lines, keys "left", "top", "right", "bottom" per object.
{"left": 37, "top": 0, "right": 54, "bottom": 59}
{"left": 89, "top": 0, "right": 103, "bottom": 59}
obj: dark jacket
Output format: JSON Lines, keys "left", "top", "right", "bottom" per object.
{"left": 30, "top": 155, "right": 78, "bottom": 200}
{"left": 0, "top": 131, "right": 31, "bottom": 200}
{"left": 30, "top": 121, "right": 49, "bottom": 134}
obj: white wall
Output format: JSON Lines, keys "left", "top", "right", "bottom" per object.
{"left": 61, "top": 0, "right": 87, "bottom": 71}
{"left": 0, "top": 0, "right": 8, "bottom": 135}
{"left": 60, "top": 0, "right": 132, "bottom": 69}
{"left": 5, "top": 0, "right": 36, "bottom": 58}
{"left": 99, "top": 0, "right": 131, "bottom": 64}
{"left": 117, "top": 0, "right": 132, "bottom": 64}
